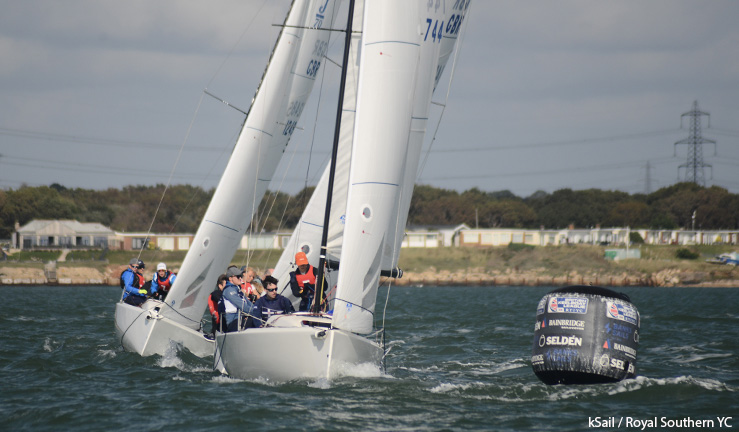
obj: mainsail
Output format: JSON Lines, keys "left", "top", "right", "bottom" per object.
{"left": 329, "top": 1, "right": 430, "bottom": 334}
{"left": 158, "top": 0, "right": 341, "bottom": 328}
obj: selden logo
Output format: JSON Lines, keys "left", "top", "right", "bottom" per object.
{"left": 544, "top": 335, "right": 583, "bottom": 347}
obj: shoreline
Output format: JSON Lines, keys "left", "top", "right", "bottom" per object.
{"left": 2, "top": 265, "right": 738, "bottom": 288}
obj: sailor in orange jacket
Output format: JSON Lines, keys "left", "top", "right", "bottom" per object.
{"left": 288, "top": 252, "right": 324, "bottom": 312}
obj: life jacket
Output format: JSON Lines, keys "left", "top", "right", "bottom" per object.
{"left": 208, "top": 290, "right": 222, "bottom": 324}
{"left": 295, "top": 266, "right": 316, "bottom": 291}
{"left": 220, "top": 284, "right": 242, "bottom": 314}
{"left": 154, "top": 271, "right": 173, "bottom": 292}
{"left": 241, "top": 282, "right": 259, "bottom": 301}
{"left": 120, "top": 268, "right": 141, "bottom": 290}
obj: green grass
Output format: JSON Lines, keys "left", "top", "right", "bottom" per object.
{"left": 396, "top": 244, "right": 739, "bottom": 278}
{"left": 3, "top": 244, "right": 738, "bottom": 282}
{"left": 5, "top": 250, "right": 61, "bottom": 262}
{"left": 104, "top": 249, "right": 285, "bottom": 272}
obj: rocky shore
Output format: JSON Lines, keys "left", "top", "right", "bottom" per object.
{"left": 2, "top": 264, "right": 738, "bottom": 287}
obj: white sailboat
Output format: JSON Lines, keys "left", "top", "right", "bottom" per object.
{"left": 215, "top": 0, "right": 470, "bottom": 381}
{"left": 114, "top": 0, "right": 341, "bottom": 358}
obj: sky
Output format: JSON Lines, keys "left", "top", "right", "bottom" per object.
{"left": 1, "top": 0, "right": 739, "bottom": 199}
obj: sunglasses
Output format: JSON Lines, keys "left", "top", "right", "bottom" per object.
{"left": 265, "top": 287, "right": 277, "bottom": 292}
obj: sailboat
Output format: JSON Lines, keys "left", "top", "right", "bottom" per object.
{"left": 114, "top": 0, "right": 341, "bottom": 358}
{"left": 215, "top": 0, "right": 470, "bottom": 381}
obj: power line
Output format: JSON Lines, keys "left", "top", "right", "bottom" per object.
{"left": 0, "top": 127, "right": 228, "bottom": 152}
{"left": 431, "top": 129, "right": 682, "bottom": 153}
{"left": 1, "top": 126, "right": 683, "bottom": 155}
{"left": 418, "top": 158, "right": 675, "bottom": 182}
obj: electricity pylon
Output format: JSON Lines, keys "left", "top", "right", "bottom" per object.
{"left": 674, "top": 101, "right": 716, "bottom": 186}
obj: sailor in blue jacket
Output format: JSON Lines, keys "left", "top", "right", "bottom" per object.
{"left": 250, "top": 275, "right": 295, "bottom": 328}
{"left": 219, "top": 266, "right": 256, "bottom": 332}
{"left": 121, "top": 259, "right": 148, "bottom": 306}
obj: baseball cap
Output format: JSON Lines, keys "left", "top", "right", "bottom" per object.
{"left": 226, "top": 266, "right": 243, "bottom": 278}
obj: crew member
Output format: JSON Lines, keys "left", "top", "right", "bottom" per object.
{"left": 250, "top": 276, "right": 294, "bottom": 328}
{"left": 121, "top": 259, "right": 148, "bottom": 306}
{"left": 151, "top": 262, "right": 176, "bottom": 300}
{"left": 218, "top": 266, "right": 256, "bottom": 332}
{"left": 240, "top": 266, "right": 260, "bottom": 302}
{"left": 289, "top": 252, "right": 324, "bottom": 312}
{"left": 208, "top": 274, "right": 227, "bottom": 335}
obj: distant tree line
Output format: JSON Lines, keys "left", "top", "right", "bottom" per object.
{"left": 1, "top": 182, "right": 738, "bottom": 239}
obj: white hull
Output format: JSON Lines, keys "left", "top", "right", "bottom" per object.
{"left": 114, "top": 301, "right": 214, "bottom": 358}
{"left": 215, "top": 313, "right": 384, "bottom": 382}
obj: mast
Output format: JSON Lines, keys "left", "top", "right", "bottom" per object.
{"left": 313, "top": 0, "right": 356, "bottom": 314}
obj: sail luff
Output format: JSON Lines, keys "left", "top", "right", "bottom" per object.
{"left": 159, "top": 0, "right": 341, "bottom": 327}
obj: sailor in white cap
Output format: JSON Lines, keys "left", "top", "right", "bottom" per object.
{"left": 151, "top": 262, "right": 177, "bottom": 300}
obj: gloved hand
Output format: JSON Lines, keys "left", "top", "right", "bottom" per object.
{"left": 138, "top": 289, "right": 148, "bottom": 295}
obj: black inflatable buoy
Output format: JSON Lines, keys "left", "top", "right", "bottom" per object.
{"left": 531, "top": 285, "right": 640, "bottom": 385}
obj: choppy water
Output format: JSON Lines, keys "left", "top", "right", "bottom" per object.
{"left": 0, "top": 285, "right": 736, "bottom": 431}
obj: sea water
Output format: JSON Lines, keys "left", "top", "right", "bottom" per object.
{"left": 0, "top": 285, "right": 736, "bottom": 431}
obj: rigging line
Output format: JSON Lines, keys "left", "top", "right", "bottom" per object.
{"left": 380, "top": 276, "right": 393, "bottom": 342}
{"left": 118, "top": 307, "right": 150, "bottom": 349}
{"left": 237, "top": 126, "right": 303, "bottom": 268}
{"left": 138, "top": 93, "right": 208, "bottom": 260}
{"left": 251, "top": 128, "right": 308, "bottom": 270}
{"left": 243, "top": 142, "right": 263, "bottom": 269}
{"left": 159, "top": 299, "right": 204, "bottom": 326}
{"left": 248, "top": 155, "right": 296, "bottom": 270}
{"left": 418, "top": 2, "right": 471, "bottom": 177}
{"left": 303, "top": 31, "right": 336, "bottom": 203}
{"left": 167, "top": 130, "right": 237, "bottom": 234}
{"left": 203, "top": 90, "right": 249, "bottom": 116}
{"left": 204, "top": 0, "right": 270, "bottom": 89}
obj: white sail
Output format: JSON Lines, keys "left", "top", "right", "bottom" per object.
{"left": 271, "top": 0, "right": 365, "bottom": 304}
{"left": 329, "top": 1, "right": 424, "bottom": 334}
{"left": 115, "top": 0, "right": 341, "bottom": 357}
